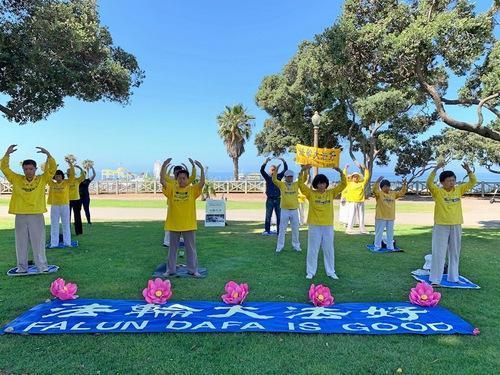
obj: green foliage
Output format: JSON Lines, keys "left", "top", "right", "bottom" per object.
{"left": 216, "top": 104, "right": 255, "bottom": 180}
{"left": 438, "top": 128, "right": 500, "bottom": 173}
{"left": 0, "top": 220, "right": 499, "bottom": 373}
{"left": 0, "top": 0, "right": 145, "bottom": 123}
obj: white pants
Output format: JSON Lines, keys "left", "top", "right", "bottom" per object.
{"left": 298, "top": 203, "right": 307, "bottom": 225}
{"left": 430, "top": 224, "right": 462, "bottom": 283}
{"left": 50, "top": 205, "right": 71, "bottom": 246}
{"left": 307, "top": 225, "right": 335, "bottom": 277}
{"left": 374, "top": 219, "right": 395, "bottom": 249}
{"left": 164, "top": 230, "right": 170, "bottom": 245}
{"left": 338, "top": 199, "right": 348, "bottom": 224}
{"left": 347, "top": 202, "right": 365, "bottom": 231}
{"left": 277, "top": 209, "right": 300, "bottom": 250}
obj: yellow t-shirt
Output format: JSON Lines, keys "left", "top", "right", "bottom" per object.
{"left": 298, "top": 191, "right": 307, "bottom": 204}
{"left": 426, "top": 171, "right": 477, "bottom": 225}
{"left": 299, "top": 173, "right": 347, "bottom": 226}
{"left": 344, "top": 169, "right": 370, "bottom": 202}
{"left": 0, "top": 155, "right": 57, "bottom": 214}
{"left": 272, "top": 173, "right": 299, "bottom": 209}
{"left": 373, "top": 183, "right": 407, "bottom": 220}
{"left": 48, "top": 180, "right": 71, "bottom": 205}
{"left": 163, "top": 183, "right": 202, "bottom": 231}
{"left": 68, "top": 171, "right": 85, "bottom": 201}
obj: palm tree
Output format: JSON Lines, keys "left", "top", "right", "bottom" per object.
{"left": 216, "top": 104, "right": 255, "bottom": 180}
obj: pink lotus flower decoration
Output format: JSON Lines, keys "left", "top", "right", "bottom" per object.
{"left": 309, "top": 284, "right": 334, "bottom": 307}
{"left": 50, "top": 278, "right": 78, "bottom": 300}
{"left": 409, "top": 282, "right": 441, "bottom": 307}
{"left": 221, "top": 281, "right": 249, "bottom": 304}
{"left": 143, "top": 278, "right": 172, "bottom": 304}
{"left": 472, "top": 328, "right": 480, "bottom": 336}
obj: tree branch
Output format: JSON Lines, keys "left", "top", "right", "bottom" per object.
{"left": 477, "top": 93, "right": 500, "bottom": 128}
{"left": 485, "top": 165, "right": 500, "bottom": 174}
{"left": 441, "top": 97, "right": 500, "bottom": 117}
{"left": 415, "top": 60, "right": 500, "bottom": 141}
{"left": 0, "top": 104, "right": 15, "bottom": 118}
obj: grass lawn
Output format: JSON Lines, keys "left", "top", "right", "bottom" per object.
{"left": 0, "top": 219, "right": 498, "bottom": 374}
{"left": 0, "top": 196, "right": 433, "bottom": 213}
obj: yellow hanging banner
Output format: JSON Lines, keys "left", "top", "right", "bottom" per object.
{"left": 295, "top": 144, "right": 341, "bottom": 168}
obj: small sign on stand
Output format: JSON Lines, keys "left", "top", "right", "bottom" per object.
{"left": 205, "top": 199, "right": 226, "bottom": 227}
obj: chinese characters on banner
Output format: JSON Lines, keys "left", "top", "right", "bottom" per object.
{"left": 2, "top": 300, "right": 474, "bottom": 335}
{"left": 295, "top": 144, "right": 341, "bottom": 168}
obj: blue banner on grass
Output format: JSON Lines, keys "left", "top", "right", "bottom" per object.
{"left": 2, "top": 299, "right": 474, "bottom": 335}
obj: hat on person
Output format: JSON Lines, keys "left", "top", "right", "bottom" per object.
{"left": 284, "top": 170, "right": 294, "bottom": 177}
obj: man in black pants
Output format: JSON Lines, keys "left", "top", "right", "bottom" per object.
{"left": 260, "top": 157, "right": 288, "bottom": 235}
{"left": 79, "top": 166, "right": 96, "bottom": 225}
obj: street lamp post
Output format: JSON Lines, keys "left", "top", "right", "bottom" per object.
{"left": 311, "top": 111, "right": 321, "bottom": 176}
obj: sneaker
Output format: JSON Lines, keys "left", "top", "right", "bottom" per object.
{"left": 15, "top": 269, "right": 27, "bottom": 274}
{"left": 306, "top": 274, "right": 314, "bottom": 279}
{"left": 163, "top": 243, "right": 169, "bottom": 247}
{"left": 293, "top": 247, "right": 302, "bottom": 252}
{"left": 275, "top": 248, "right": 283, "bottom": 253}
{"left": 188, "top": 271, "right": 203, "bottom": 278}
{"left": 411, "top": 269, "right": 430, "bottom": 276}
{"left": 262, "top": 231, "right": 272, "bottom": 236}
{"left": 328, "top": 273, "right": 339, "bottom": 280}
{"left": 360, "top": 231, "right": 370, "bottom": 235}
{"left": 431, "top": 282, "right": 441, "bottom": 288}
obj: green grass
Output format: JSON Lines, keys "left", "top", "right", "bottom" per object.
{"left": 0, "top": 219, "right": 498, "bottom": 374}
{"left": 0, "top": 196, "right": 433, "bottom": 213}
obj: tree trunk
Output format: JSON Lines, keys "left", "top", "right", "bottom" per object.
{"left": 233, "top": 157, "right": 239, "bottom": 181}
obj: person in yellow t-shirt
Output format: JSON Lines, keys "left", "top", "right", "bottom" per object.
{"left": 298, "top": 169, "right": 310, "bottom": 226}
{"left": 372, "top": 176, "right": 407, "bottom": 251}
{"left": 427, "top": 161, "right": 477, "bottom": 286}
{"left": 0, "top": 144, "right": 56, "bottom": 274}
{"left": 345, "top": 162, "right": 370, "bottom": 234}
{"left": 272, "top": 169, "right": 301, "bottom": 252}
{"left": 338, "top": 165, "right": 353, "bottom": 227}
{"left": 298, "top": 165, "right": 347, "bottom": 280}
{"left": 47, "top": 163, "right": 77, "bottom": 248}
{"left": 160, "top": 157, "right": 205, "bottom": 277}
{"left": 162, "top": 159, "right": 196, "bottom": 248}
{"left": 66, "top": 164, "right": 86, "bottom": 235}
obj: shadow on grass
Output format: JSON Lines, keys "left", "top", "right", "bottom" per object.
{"left": 0, "top": 220, "right": 499, "bottom": 374}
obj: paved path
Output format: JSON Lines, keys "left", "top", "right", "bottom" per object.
{"left": 1, "top": 198, "right": 498, "bottom": 228}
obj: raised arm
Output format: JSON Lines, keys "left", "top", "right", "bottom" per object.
{"left": 426, "top": 161, "right": 444, "bottom": 195}
{"left": 277, "top": 157, "right": 288, "bottom": 179}
{"left": 260, "top": 157, "right": 271, "bottom": 179}
{"left": 459, "top": 163, "right": 477, "bottom": 195}
{"left": 396, "top": 178, "right": 408, "bottom": 198}
{"left": 298, "top": 166, "right": 312, "bottom": 198}
{"left": 187, "top": 158, "right": 197, "bottom": 184}
{"left": 37, "top": 147, "right": 56, "bottom": 181}
{"left": 67, "top": 162, "right": 76, "bottom": 182}
{"left": 75, "top": 165, "right": 86, "bottom": 183}
{"left": 0, "top": 144, "right": 19, "bottom": 182}
{"left": 89, "top": 166, "right": 96, "bottom": 182}
{"left": 195, "top": 160, "right": 205, "bottom": 190}
{"left": 271, "top": 168, "right": 284, "bottom": 189}
{"left": 372, "top": 176, "right": 383, "bottom": 197}
{"left": 330, "top": 167, "right": 347, "bottom": 195}
{"left": 160, "top": 158, "right": 172, "bottom": 188}
{"left": 360, "top": 164, "right": 370, "bottom": 187}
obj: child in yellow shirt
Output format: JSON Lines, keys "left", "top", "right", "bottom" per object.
{"left": 345, "top": 162, "right": 370, "bottom": 234}
{"left": 47, "top": 164, "right": 76, "bottom": 248}
{"left": 160, "top": 157, "right": 205, "bottom": 277}
{"left": 272, "top": 169, "right": 301, "bottom": 252}
{"left": 298, "top": 165, "right": 346, "bottom": 280}
{"left": 0, "top": 145, "right": 56, "bottom": 273}
{"left": 427, "top": 161, "right": 476, "bottom": 286}
{"left": 372, "top": 177, "right": 407, "bottom": 251}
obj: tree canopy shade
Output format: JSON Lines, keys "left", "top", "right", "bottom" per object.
{"left": 0, "top": 0, "right": 145, "bottom": 124}
{"left": 255, "top": 0, "right": 499, "bottom": 182}
{"left": 216, "top": 104, "right": 255, "bottom": 180}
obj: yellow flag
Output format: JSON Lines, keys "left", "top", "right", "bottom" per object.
{"left": 295, "top": 144, "right": 341, "bottom": 168}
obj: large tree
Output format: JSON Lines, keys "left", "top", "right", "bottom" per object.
{"left": 216, "top": 104, "right": 255, "bottom": 180}
{"left": 0, "top": 0, "right": 144, "bottom": 124}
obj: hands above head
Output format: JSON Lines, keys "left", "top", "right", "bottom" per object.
{"left": 36, "top": 147, "right": 50, "bottom": 156}
{"left": 435, "top": 160, "right": 446, "bottom": 170}
{"left": 301, "top": 164, "right": 312, "bottom": 171}
{"left": 402, "top": 177, "right": 408, "bottom": 185}
{"left": 461, "top": 162, "right": 472, "bottom": 173}
{"left": 188, "top": 158, "right": 195, "bottom": 166}
{"left": 194, "top": 160, "right": 203, "bottom": 169}
{"left": 333, "top": 167, "right": 342, "bottom": 173}
{"left": 376, "top": 176, "right": 384, "bottom": 182}
{"left": 5, "top": 144, "right": 17, "bottom": 155}
{"left": 162, "top": 158, "right": 172, "bottom": 166}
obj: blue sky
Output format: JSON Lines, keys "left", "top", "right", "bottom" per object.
{"left": 0, "top": 0, "right": 496, "bottom": 179}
